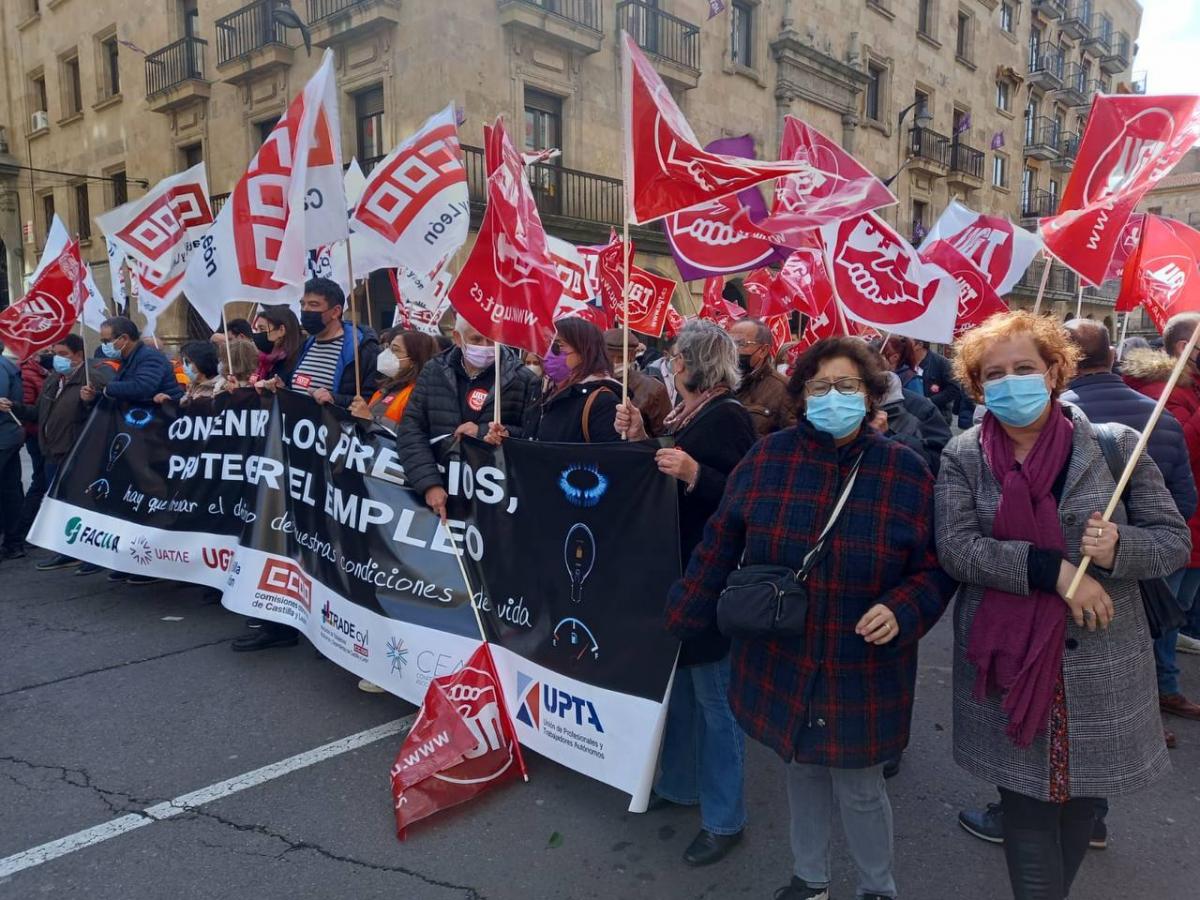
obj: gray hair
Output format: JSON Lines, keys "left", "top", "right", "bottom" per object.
{"left": 674, "top": 320, "right": 741, "bottom": 393}
{"left": 1116, "top": 335, "right": 1149, "bottom": 362}
{"left": 1164, "top": 313, "right": 1200, "bottom": 356}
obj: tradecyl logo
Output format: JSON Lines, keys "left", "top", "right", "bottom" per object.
{"left": 64, "top": 517, "right": 120, "bottom": 551}
{"left": 515, "top": 672, "right": 604, "bottom": 734}
{"left": 256, "top": 559, "right": 312, "bottom": 612}
{"left": 320, "top": 600, "right": 369, "bottom": 660}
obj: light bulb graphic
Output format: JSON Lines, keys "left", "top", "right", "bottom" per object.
{"left": 108, "top": 433, "right": 131, "bottom": 470}
{"left": 564, "top": 523, "right": 595, "bottom": 604}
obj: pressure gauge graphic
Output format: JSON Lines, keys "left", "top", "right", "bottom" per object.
{"left": 552, "top": 617, "right": 600, "bottom": 661}
{"left": 564, "top": 523, "right": 596, "bottom": 604}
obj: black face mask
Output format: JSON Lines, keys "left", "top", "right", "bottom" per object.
{"left": 251, "top": 331, "right": 275, "bottom": 354}
{"left": 38, "top": 352, "right": 56, "bottom": 372}
{"left": 737, "top": 353, "right": 756, "bottom": 375}
{"left": 300, "top": 311, "right": 327, "bottom": 336}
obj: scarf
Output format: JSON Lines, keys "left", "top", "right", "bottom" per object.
{"left": 255, "top": 348, "right": 286, "bottom": 382}
{"left": 662, "top": 386, "right": 730, "bottom": 435}
{"left": 970, "top": 404, "right": 1074, "bottom": 747}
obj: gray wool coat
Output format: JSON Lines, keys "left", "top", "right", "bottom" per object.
{"left": 936, "top": 404, "right": 1191, "bottom": 801}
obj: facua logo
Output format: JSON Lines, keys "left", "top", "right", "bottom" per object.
{"left": 64, "top": 517, "right": 120, "bottom": 551}
{"left": 64, "top": 517, "right": 82, "bottom": 544}
{"left": 256, "top": 559, "right": 312, "bottom": 612}
{"left": 515, "top": 672, "right": 604, "bottom": 733}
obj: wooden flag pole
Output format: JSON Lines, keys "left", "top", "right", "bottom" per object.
{"left": 1066, "top": 322, "right": 1200, "bottom": 601}
{"left": 621, "top": 220, "right": 631, "bottom": 404}
{"left": 78, "top": 319, "right": 91, "bottom": 388}
{"left": 1031, "top": 256, "right": 1053, "bottom": 315}
{"left": 493, "top": 342, "right": 502, "bottom": 427}
{"left": 221, "top": 301, "right": 235, "bottom": 375}
{"left": 1074, "top": 281, "right": 1084, "bottom": 319}
{"left": 363, "top": 271, "right": 375, "bottom": 331}
{"left": 1119, "top": 312, "right": 1131, "bottom": 343}
{"left": 345, "top": 237, "right": 362, "bottom": 399}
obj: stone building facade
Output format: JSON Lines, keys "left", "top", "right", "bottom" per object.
{"left": 0, "top": 0, "right": 1143, "bottom": 343}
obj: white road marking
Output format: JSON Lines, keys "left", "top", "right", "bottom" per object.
{"left": 0, "top": 715, "right": 413, "bottom": 880}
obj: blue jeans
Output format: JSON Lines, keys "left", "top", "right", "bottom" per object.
{"left": 1181, "top": 566, "right": 1200, "bottom": 641}
{"left": 655, "top": 657, "right": 746, "bottom": 835}
{"left": 1154, "top": 567, "right": 1200, "bottom": 695}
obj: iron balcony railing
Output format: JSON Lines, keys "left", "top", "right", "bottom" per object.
{"left": 210, "top": 193, "right": 230, "bottom": 215}
{"left": 1089, "top": 14, "right": 1114, "bottom": 53}
{"left": 500, "top": 0, "right": 602, "bottom": 32}
{"left": 950, "top": 141, "right": 984, "bottom": 179}
{"left": 462, "top": 145, "right": 624, "bottom": 226}
{"left": 1025, "top": 115, "right": 1062, "bottom": 150}
{"left": 1021, "top": 189, "right": 1055, "bottom": 219}
{"left": 145, "top": 37, "right": 207, "bottom": 97}
{"left": 1057, "top": 131, "right": 1080, "bottom": 160}
{"left": 1031, "top": 0, "right": 1065, "bottom": 19}
{"left": 1060, "top": 61, "right": 1088, "bottom": 98}
{"left": 909, "top": 126, "right": 951, "bottom": 167}
{"left": 616, "top": 0, "right": 700, "bottom": 74}
{"left": 1028, "top": 47, "right": 1065, "bottom": 82}
{"left": 307, "top": 0, "right": 374, "bottom": 23}
{"left": 1061, "top": 1, "right": 1091, "bottom": 40}
{"left": 216, "top": 1, "right": 290, "bottom": 65}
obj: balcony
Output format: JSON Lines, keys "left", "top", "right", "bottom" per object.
{"left": 1084, "top": 14, "right": 1112, "bottom": 55}
{"left": 1060, "top": 2, "right": 1090, "bottom": 41}
{"left": 210, "top": 193, "right": 230, "bottom": 216}
{"left": 908, "top": 126, "right": 951, "bottom": 172}
{"left": 617, "top": 0, "right": 700, "bottom": 89}
{"left": 1028, "top": 48, "right": 1063, "bottom": 91}
{"left": 1102, "top": 31, "right": 1130, "bottom": 74}
{"left": 1050, "top": 131, "right": 1079, "bottom": 170}
{"left": 307, "top": 0, "right": 401, "bottom": 47}
{"left": 145, "top": 37, "right": 210, "bottom": 113}
{"left": 1083, "top": 280, "right": 1119, "bottom": 306}
{"left": 948, "top": 140, "right": 984, "bottom": 187}
{"left": 1057, "top": 62, "right": 1088, "bottom": 106}
{"left": 497, "top": 0, "right": 603, "bottom": 54}
{"left": 216, "top": 1, "right": 293, "bottom": 85}
{"left": 1024, "top": 116, "right": 1060, "bottom": 161}
{"left": 1031, "top": 0, "right": 1065, "bottom": 19}
{"left": 1021, "top": 190, "right": 1056, "bottom": 224}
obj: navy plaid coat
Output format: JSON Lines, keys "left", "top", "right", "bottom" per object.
{"left": 665, "top": 422, "right": 956, "bottom": 767}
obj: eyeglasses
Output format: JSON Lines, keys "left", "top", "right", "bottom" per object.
{"left": 805, "top": 377, "right": 865, "bottom": 397}
{"left": 733, "top": 339, "right": 762, "bottom": 349}
{"left": 550, "top": 340, "right": 573, "bottom": 356}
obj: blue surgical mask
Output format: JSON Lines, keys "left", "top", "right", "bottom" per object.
{"left": 983, "top": 373, "right": 1051, "bottom": 427}
{"left": 183, "top": 362, "right": 198, "bottom": 383}
{"left": 101, "top": 341, "right": 121, "bottom": 359}
{"left": 52, "top": 355, "right": 73, "bottom": 374}
{"left": 805, "top": 391, "right": 866, "bottom": 439}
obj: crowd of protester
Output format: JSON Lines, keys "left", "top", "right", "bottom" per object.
{"left": 3, "top": 275, "right": 1200, "bottom": 899}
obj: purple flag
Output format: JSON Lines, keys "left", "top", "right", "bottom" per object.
{"left": 663, "top": 135, "right": 789, "bottom": 281}
{"left": 991, "top": 131, "right": 1005, "bottom": 150}
{"left": 707, "top": 0, "right": 727, "bottom": 19}
{"left": 954, "top": 113, "right": 973, "bottom": 136}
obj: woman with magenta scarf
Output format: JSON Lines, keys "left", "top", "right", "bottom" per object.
{"left": 936, "top": 311, "right": 1190, "bottom": 900}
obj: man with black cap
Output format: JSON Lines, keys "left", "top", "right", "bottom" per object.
{"left": 604, "top": 328, "right": 671, "bottom": 437}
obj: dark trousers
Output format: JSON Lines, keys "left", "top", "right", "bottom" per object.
{"left": 999, "top": 788, "right": 1097, "bottom": 900}
{"left": 19, "top": 434, "right": 46, "bottom": 535}
{"left": 0, "top": 446, "right": 25, "bottom": 550}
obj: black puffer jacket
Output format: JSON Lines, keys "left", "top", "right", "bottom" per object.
{"left": 397, "top": 348, "right": 541, "bottom": 494}
{"left": 534, "top": 378, "right": 623, "bottom": 443}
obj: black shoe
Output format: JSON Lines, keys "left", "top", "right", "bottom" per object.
{"left": 36, "top": 553, "right": 78, "bottom": 571}
{"left": 231, "top": 630, "right": 299, "bottom": 652}
{"left": 1090, "top": 817, "right": 1107, "bottom": 850}
{"left": 681, "top": 828, "right": 741, "bottom": 867}
{"left": 106, "top": 570, "right": 129, "bottom": 583}
{"left": 958, "top": 803, "right": 1004, "bottom": 844}
{"left": 774, "top": 878, "right": 829, "bottom": 900}
{"left": 882, "top": 756, "right": 901, "bottom": 779}
{"left": 126, "top": 574, "right": 159, "bottom": 586}
{"left": 75, "top": 562, "right": 102, "bottom": 576}
{"left": 4, "top": 545, "right": 26, "bottom": 559}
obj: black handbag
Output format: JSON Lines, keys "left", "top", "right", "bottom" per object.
{"left": 716, "top": 453, "right": 864, "bottom": 639}
{"left": 1093, "top": 424, "right": 1187, "bottom": 640}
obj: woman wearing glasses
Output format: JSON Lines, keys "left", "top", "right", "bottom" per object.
{"left": 350, "top": 330, "right": 438, "bottom": 431}
{"left": 527, "top": 317, "right": 623, "bottom": 443}
{"left": 616, "top": 321, "right": 758, "bottom": 868}
{"left": 665, "top": 337, "right": 954, "bottom": 900}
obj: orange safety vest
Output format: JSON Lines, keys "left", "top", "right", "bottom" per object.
{"left": 369, "top": 383, "right": 414, "bottom": 426}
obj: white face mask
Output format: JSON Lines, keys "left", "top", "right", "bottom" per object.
{"left": 377, "top": 348, "right": 401, "bottom": 378}
{"left": 461, "top": 342, "right": 494, "bottom": 369}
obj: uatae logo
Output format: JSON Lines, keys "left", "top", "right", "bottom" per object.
{"left": 515, "top": 672, "right": 604, "bottom": 733}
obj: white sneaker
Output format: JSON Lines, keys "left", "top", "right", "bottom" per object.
{"left": 357, "top": 679, "right": 387, "bottom": 693}
{"left": 1176, "top": 633, "right": 1200, "bottom": 655}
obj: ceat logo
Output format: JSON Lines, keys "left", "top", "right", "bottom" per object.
{"left": 257, "top": 559, "right": 312, "bottom": 612}
{"left": 1143, "top": 256, "right": 1190, "bottom": 310}
{"left": 515, "top": 672, "right": 604, "bottom": 733}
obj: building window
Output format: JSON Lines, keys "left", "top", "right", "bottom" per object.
{"left": 996, "top": 80, "right": 1012, "bottom": 112}
{"left": 1048, "top": 178, "right": 1060, "bottom": 209}
{"left": 1022, "top": 167, "right": 1035, "bottom": 205}
{"left": 1000, "top": 2, "right": 1015, "bottom": 33}
{"left": 110, "top": 170, "right": 128, "bottom": 208}
{"left": 731, "top": 1, "right": 753, "bottom": 67}
{"left": 1147, "top": 205, "right": 1163, "bottom": 216}
{"left": 1024, "top": 100, "right": 1038, "bottom": 142}
{"left": 41, "top": 193, "right": 55, "bottom": 241}
{"left": 354, "top": 87, "right": 385, "bottom": 167}
{"left": 181, "top": 0, "right": 199, "bottom": 38}
{"left": 993, "top": 153, "right": 1009, "bottom": 188}
{"left": 524, "top": 88, "right": 563, "bottom": 154}
{"left": 61, "top": 53, "right": 83, "bottom": 116}
{"left": 866, "top": 62, "right": 886, "bottom": 122}
{"left": 29, "top": 70, "right": 48, "bottom": 118}
{"left": 912, "top": 199, "right": 929, "bottom": 243}
{"left": 255, "top": 116, "right": 281, "bottom": 150}
{"left": 1029, "top": 25, "right": 1042, "bottom": 66}
{"left": 74, "top": 184, "right": 91, "bottom": 241}
{"left": 956, "top": 11, "right": 973, "bottom": 63}
{"left": 918, "top": 0, "right": 935, "bottom": 37}
{"left": 181, "top": 142, "right": 203, "bottom": 169}
{"left": 101, "top": 35, "right": 121, "bottom": 98}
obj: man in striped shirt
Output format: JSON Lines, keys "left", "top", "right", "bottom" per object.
{"left": 290, "top": 278, "right": 379, "bottom": 408}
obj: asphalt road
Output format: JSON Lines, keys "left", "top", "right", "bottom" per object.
{"left": 3, "top": 547, "right": 1199, "bottom": 900}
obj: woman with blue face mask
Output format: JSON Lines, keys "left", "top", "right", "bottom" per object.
{"left": 665, "top": 336, "right": 955, "bottom": 900}
{"left": 936, "top": 311, "right": 1190, "bottom": 900}
{"left": 155, "top": 340, "right": 220, "bottom": 406}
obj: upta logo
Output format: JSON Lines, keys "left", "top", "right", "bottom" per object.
{"left": 64, "top": 516, "right": 120, "bottom": 551}
{"left": 515, "top": 672, "right": 604, "bottom": 733}
{"left": 256, "top": 559, "right": 312, "bottom": 612}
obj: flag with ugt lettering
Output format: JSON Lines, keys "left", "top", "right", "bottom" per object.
{"left": 920, "top": 200, "right": 1042, "bottom": 295}
{"left": 181, "top": 49, "right": 346, "bottom": 328}
{"left": 390, "top": 643, "right": 526, "bottom": 838}
{"left": 919, "top": 239, "right": 1009, "bottom": 339}
{"left": 1119, "top": 215, "right": 1200, "bottom": 332}
{"left": 1040, "top": 93, "right": 1200, "bottom": 286}
{"left": 595, "top": 239, "right": 677, "bottom": 336}
{"left": 623, "top": 33, "right": 821, "bottom": 225}
{"left": 0, "top": 239, "right": 83, "bottom": 360}
{"left": 448, "top": 119, "right": 562, "bottom": 354}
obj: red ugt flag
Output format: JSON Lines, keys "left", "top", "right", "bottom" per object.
{"left": 448, "top": 120, "right": 562, "bottom": 354}
{"left": 1040, "top": 94, "right": 1200, "bottom": 286}
{"left": 390, "top": 643, "right": 526, "bottom": 838}
{"left": 1119, "top": 215, "right": 1200, "bottom": 332}
{"left": 699, "top": 275, "right": 747, "bottom": 329}
{"left": 623, "top": 33, "right": 820, "bottom": 224}
{"left": 0, "top": 240, "right": 83, "bottom": 360}
{"left": 595, "top": 239, "right": 677, "bottom": 337}
{"left": 919, "top": 240, "right": 1009, "bottom": 338}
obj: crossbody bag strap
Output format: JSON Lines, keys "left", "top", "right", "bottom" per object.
{"left": 798, "top": 451, "right": 865, "bottom": 579}
{"left": 580, "top": 387, "right": 613, "bottom": 443}
{"left": 1092, "top": 422, "right": 1130, "bottom": 511}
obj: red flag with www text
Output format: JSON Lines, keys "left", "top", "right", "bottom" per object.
{"left": 1040, "top": 94, "right": 1200, "bottom": 286}
{"left": 623, "top": 33, "right": 821, "bottom": 225}
{"left": 0, "top": 239, "right": 83, "bottom": 360}
{"left": 448, "top": 120, "right": 561, "bottom": 354}
{"left": 390, "top": 643, "right": 526, "bottom": 838}
{"left": 919, "top": 239, "right": 1010, "bottom": 338}
{"left": 595, "top": 239, "right": 677, "bottom": 337}
{"left": 1119, "top": 215, "right": 1200, "bottom": 332}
